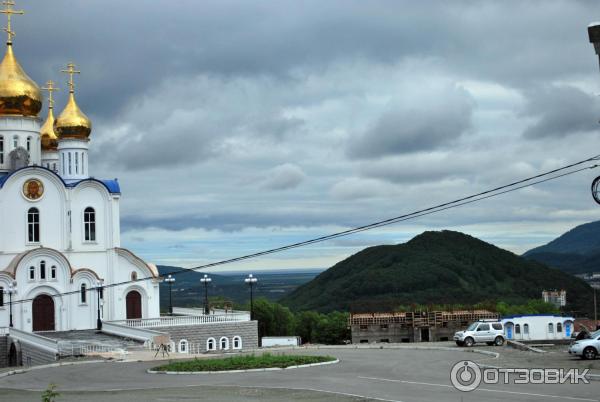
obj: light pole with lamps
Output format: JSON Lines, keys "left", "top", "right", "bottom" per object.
{"left": 6, "top": 283, "right": 15, "bottom": 328}
{"left": 200, "top": 274, "right": 211, "bottom": 315}
{"left": 96, "top": 280, "right": 103, "bottom": 331}
{"left": 165, "top": 274, "right": 175, "bottom": 315}
{"left": 244, "top": 274, "right": 258, "bottom": 320}
{"left": 589, "top": 22, "right": 600, "bottom": 329}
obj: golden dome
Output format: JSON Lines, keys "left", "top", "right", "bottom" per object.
{"left": 0, "top": 44, "right": 42, "bottom": 117}
{"left": 40, "top": 107, "right": 58, "bottom": 150}
{"left": 54, "top": 92, "right": 91, "bottom": 140}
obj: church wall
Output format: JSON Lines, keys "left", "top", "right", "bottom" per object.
{"left": 0, "top": 117, "right": 42, "bottom": 173}
{"left": 0, "top": 170, "right": 66, "bottom": 252}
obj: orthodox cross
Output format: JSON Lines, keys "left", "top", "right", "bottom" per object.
{"left": 61, "top": 63, "right": 81, "bottom": 93}
{"left": 42, "top": 80, "right": 60, "bottom": 109}
{"left": 0, "top": 1, "right": 23, "bottom": 44}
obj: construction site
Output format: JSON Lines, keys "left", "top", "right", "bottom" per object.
{"left": 349, "top": 310, "right": 499, "bottom": 343}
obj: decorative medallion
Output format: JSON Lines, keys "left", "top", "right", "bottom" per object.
{"left": 22, "top": 178, "right": 44, "bottom": 201}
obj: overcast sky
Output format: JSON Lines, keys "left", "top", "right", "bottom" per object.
{"left": 14, "top": 0, "right": 600, "bottom": 271}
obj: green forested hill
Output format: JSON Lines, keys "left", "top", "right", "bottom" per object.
{"left": 279, "top": 231, "right": 593, "bottom": 314}
{"left": 523, "top": 220, "right": 600, "bottom": 274}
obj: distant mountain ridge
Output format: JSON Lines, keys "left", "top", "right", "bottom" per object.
{"left": 280, "top": 230, "right": 593, "bottom": 314}
{"left": 523, "top": 221, "right": 600, "bottom": 274}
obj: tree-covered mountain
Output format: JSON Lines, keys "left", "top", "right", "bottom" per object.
{"left": 523, "top": 220, "right": 600, "bottom": 274}
{"left": 279, "top": 231, "right": 594, "bottom": 315}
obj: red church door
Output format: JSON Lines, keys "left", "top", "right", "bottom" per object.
{"left": 32, "top": 294, "right": 55, "bottom": 331}
{"left": 126, "top": 291, "right": 142, "bottom": 319}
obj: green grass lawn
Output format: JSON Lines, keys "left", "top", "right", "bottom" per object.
{"left": 152, "top": 353, "right": 336, "bottom": 372}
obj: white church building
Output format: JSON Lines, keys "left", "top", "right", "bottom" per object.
{"left": 0, "top": 7, "right": 161, "bottom": 332}
{"left": 0, "top": 4, "right": 257, "bottom": 367}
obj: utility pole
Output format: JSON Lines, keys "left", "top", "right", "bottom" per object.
{"left": 595, "top": 287, "right": 598, "bottom": 330}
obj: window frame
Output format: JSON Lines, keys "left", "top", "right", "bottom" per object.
{"left": 206, "top": 337, "right": 216, "bottom": 351}
{"left": 0, "top": 135, "right": 3, "bottom": 164}
{"left": 83, "top": 207, "right": 96, "bottom": 242}
{"left": 27, "top": 207, "right": 40, "bottom": 243}
{"left": 80, "top": 283, "right": 87, "bottom": 304}
{"left": 219, "top": 336, "right": 229, "bottom": 350}
{"left": 232, "top": 336, "right": 242, "bottom": 350}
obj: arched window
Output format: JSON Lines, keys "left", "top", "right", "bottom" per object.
{"left": 40, "top": 261, "right": 46, "bottom": 280}
{"left": 26, "top": 136, "right": 31, "bottom": 152}
{"left": 0, "top": 287, "right": 4, "bottom": 306}
{"left": 232, "top": 336, "right": 242, "bottom": 350}
{"left": 0, "top": 135, "right": 4, "bottom": 164}
{"left": 75, "top": 152, "right": 79, "bottom": 174}
{"left": 51, "top": 265, "right": 57, "bottom": 280}
{"left": 178, "top": 339, "right": 188, "bottom": 354}
{"left": 84, "top": 207, "right": 96, "bottom": 241}
{"left": 52, "top": 162, "right": 56, "bottom": 172}
{"left": 220, "top": 337, "right": 229, "bottom": 350}
{"left": 29, "top": 266, "right": 35, "bottom": 280}
{"left": 12, "top": 136, "right": 17, "bottom": 148}
{"left": 557, "top": 323, "right": 563, "bottom": 333}
{"left": 131, "top": 272, "right": 137, "bottom": 281}
{"left": 68, "top": 152, "right": 72, "bottom": 175}
{"left": 61, "top": 153, "right": 65, "bottom": 175}
{"left": 80, "top": 284, "right": 87, "bottom": 304}
{"left": 523, "top": 324, "right": 529, "bottom": 335}
{"left": 548, "top": 323, "right": 554, "bottom": 333}
{"left": 515, "top": 324, "right": 521, "bottom": 334}
{"left": 27, "top": 208, "right": 40, "bottom": 243}
{"left": 206, "top": 338, "right": 216, "bottom": 351}
{"left": 82, "top": 153, "right": 85, "bottom": 175}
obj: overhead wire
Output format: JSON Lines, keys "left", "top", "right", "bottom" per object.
{"left": 6, "top": 155, "right": 600, "bottom": 306}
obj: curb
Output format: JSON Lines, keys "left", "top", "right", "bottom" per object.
{"left": 147, "top": 358, "right": 340, "bottom": 375}
{"left": 0, "top": 359, "right": 107, "bottom": 379}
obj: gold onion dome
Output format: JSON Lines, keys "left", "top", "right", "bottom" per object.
{"left": 0, "top": 44, "right": 41, "bottom": 117}
{"left": 54, "top": 93, "right": 92, "bottom": 140}
{"left": 40, "top": 107, "right": 57, "bottom": 150}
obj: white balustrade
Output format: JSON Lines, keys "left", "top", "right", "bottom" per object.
{"left": 109, "top": 313, "right": 249, "bottom": 329}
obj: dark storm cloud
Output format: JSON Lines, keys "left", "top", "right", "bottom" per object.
{"left": 16, "top": 0, "right": 596, "bottom": 123}
{"left": 348, "top": 85, "right": 473, "bottom": 158}
{"left": 522, "top": 85, "right": 600, "bottom": 139}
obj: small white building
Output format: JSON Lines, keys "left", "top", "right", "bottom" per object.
{"left": 501, "top": 315, "right": 574, "bottom": 341}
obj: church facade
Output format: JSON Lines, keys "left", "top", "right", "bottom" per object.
{"left": 0, "top": 4, "right": 160, "bottom": 332}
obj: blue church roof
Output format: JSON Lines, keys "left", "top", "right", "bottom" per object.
{"left": 0, "top": 166, "right": 121, "bottom": 194}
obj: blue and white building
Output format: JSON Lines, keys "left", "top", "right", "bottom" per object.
{"left": 502, "top": 315, "right": 575, "bottom": 341}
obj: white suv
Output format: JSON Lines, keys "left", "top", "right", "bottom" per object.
{"left": 568, "top": 329, "right": 600, "bottom": 360}
{"left": 454, "top": 321, "right": 505, "bottom": 347}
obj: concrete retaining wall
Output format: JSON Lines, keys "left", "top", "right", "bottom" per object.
{"left": 0, "top": 336, "right": 6, "bottom": 368}
{"left": 12, "top": 339, "right": 57, "bottom": 367}
{"left": 155, "top": 321, "right": 258, "bottom": 353}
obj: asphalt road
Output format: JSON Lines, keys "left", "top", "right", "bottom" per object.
{"left": 0, "top": 347, "right": 598, "bottom": 402}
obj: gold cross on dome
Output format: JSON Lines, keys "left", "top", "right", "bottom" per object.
{"left": 0, "top": 1, "right": 24, "bottom": 44}
{"left": 61, "top": 62, "right": 81, "bottom": 93}
{"left": 42, "top": 80, "right": 60, "bottom": 108}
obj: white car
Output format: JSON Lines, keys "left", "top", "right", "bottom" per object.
{"left": 569, "top": 330, "right": 600, "bottom": 360}
{"left": 454, "top": 321, "right": 505, "bottom": 347}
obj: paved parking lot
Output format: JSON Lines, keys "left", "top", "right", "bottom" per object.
{"left": 0, "top": 345, "right": 598, "bottom": 402}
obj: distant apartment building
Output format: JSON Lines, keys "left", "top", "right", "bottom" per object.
{"left": 349, "top": 310, "right": 498, "bottom": 344}
{"left": 542, "top": 290, "right": 567, "bottom": 307}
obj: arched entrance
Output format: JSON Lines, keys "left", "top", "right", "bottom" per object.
{"left": 32, "top": 294, "right": 55, "bottom": 331}
{"left": 126, "top": 290, "right": 142, "bottom": 319}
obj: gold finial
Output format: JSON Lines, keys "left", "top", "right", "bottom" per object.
{"left": 42, "top": 80, "right": 59, "bottom": 109}
{"left": 0, "top": 1, "right": 23, "bottom": 45}
{"left": 61, "top": 62, "right": 80, "bottom": 93}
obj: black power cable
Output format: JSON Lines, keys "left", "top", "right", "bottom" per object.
{"left": 6, "top": 155, "right": 600, "bottom": 306}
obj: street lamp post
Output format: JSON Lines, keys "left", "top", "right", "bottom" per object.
{"left": 96, "top": 280, "right": 103, "bottom": 331}
{"left": 588, "top": 22, "right": 600, "bottom": 69}
{"left": 165, "top": 274, "right": 175, "bottom": 316}
{"left": 244, "top": 274, "right": 258, "bottom": 320}
{"left": 7, "top": 284, "right": 14, "bottom": 328}
{"left": 200, "top": 274, "right": 212, "bottom": 315}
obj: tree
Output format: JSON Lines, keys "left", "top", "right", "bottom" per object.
{"left": 295, "top": 311, "right": 320, "bottom": 343}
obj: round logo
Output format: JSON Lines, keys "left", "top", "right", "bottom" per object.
{"left": 22, "top": 179, "right": 44, "bottom": 201}
{"left": 450, "top": 360, "right": 482, "bottom": 392}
